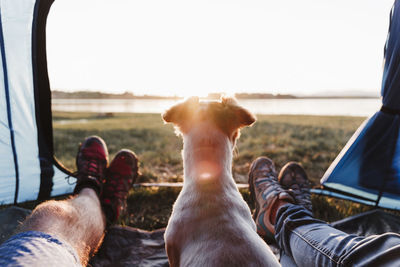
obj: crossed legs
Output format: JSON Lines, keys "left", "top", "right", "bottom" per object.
{"left": 0, "top": 136, "right": 138, "bottom": 266}
{"left": 249, "top": 157, "right": 400, "bottom": 267}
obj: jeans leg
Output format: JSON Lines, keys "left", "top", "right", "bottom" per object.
{"left": 275, "top": 204, "right": 400, "bottom": 267}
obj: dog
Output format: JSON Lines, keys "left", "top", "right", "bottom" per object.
{"left": 163, "top": 97, "right": 280, "bottom": 267}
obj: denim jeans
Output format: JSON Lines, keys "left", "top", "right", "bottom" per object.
{"left": 275, "top": 204, "right": 400, "bottom": 267}
{"left": 0, "top": 231, "right": 81, "bottom": 266}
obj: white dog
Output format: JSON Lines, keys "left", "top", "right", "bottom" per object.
{"left": 163, "top": 97, "right": 280, "bottom": 267}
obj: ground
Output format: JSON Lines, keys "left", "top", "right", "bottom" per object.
{"left": 52, "top": 112, "right": 376, "bottom": 230}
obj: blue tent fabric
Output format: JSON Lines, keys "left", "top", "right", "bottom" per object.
{"left": 382, "top": 3, "right": 400, "bottom": 111}
{"left": 320, "top": 0, "right": 400, "bottom": 210}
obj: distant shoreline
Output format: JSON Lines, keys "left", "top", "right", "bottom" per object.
{"left": 51, "top": 90, "right": 379, "bottom": 100}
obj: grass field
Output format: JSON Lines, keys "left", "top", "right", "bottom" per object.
{"left": 52, "top": 111, "right": 374, "bottom": 230}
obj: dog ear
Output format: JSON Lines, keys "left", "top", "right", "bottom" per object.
{"left": 230, "top": 105, "right": 256, "bottom": 128}
{"left": 221, "top": 97, "right": 256, "bottom": 129}
{"left": 162, "top": 97, "right": 199, "bottom": 126}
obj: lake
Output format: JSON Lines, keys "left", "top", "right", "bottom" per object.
{"left": 52, "top": 98, "right": 381, "bottom": 117}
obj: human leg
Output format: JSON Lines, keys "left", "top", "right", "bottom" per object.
{"left": 275, "top": 204, "right": 400, "bottom": 267}
{"left": 17, "top": 188, "right": 106, "bottom": 265}
{"left": 0, "top": 136, "right": 138, "bottom": 266}
{"left": 101, "top": 149, "right": 139, "bottom": 225}
{"left": 249, "top": 157, "right": 400, "bottom": 267}
{"left": 278, "top": 162, "right": 312, "bottom": 213}
{"left": 14, "top": 136, "right": 109, "bottom": 265}
{"left": 248, "top": 157, "right": 295, "bottom": 242}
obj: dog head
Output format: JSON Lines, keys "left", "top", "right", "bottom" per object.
{"left": 162, "top": 96, "right": 256, "bottom": 145}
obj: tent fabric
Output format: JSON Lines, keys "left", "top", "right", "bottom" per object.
{"left": 0, "top": 0, "right": 74, "bottom": 205}
{"left": 89, "top": 226, "right": 169, "bottom": 267}
{"left": 320, "top": 0, "right": 400, "bottom": 210}
{"left": 331, "top": 209, "right": 400, "bottom": 237}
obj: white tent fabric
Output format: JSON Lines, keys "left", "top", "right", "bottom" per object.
{"left": 1, "top": 0, "right": 41, "bottom": 203}
{"left": 0, "top": 0, "right": 74, "bottom": 205}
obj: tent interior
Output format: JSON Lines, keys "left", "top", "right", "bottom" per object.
{"left": 1, "top": 0, "right": 400, "bottom": 265}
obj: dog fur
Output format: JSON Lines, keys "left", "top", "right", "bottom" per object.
{"left": 163, "top": 97, "right": 280, "bottom": 267}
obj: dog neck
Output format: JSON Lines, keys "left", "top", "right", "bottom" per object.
{"left": 182, "top": 123, "right": 236, "bottom": 190}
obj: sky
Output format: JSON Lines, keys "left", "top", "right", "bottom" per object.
{"left": 46, "top": 0, "right": 394, "bottom": 97}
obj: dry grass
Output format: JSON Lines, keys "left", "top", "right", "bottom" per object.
{"left": 52, "top": 111, "right": 371, "bottom": 229}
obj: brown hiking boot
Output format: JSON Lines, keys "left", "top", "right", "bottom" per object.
{"left": 248, "top": 157, "right": 295, "bottom": 242}
{"left": 101, "top": 149, "right": 139, "bottom": 225}
{"left": 74, "top": 136, "right": 109, "bottom": 196}
{"left": 278, "top": 162, "right": 312, "bottom": 213}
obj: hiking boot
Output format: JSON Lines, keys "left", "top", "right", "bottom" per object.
{"left": 101, "top": 149, "right": 139, "bottom": 225}
{"left": 74, "top": 136, "right": 109, "bottom": 196}
{"left": 248, "top": 157, "right": 295, "bottom": 242}
{"left": 278, "top": 162, "right": 312, "bottom": 213}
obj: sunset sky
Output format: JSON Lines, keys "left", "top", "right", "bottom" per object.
{"left": 46, "top": 0, "right": 394, "bottom": 97}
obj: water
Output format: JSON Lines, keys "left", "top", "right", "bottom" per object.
{"left": 52, "top": 98, "right": 381, "bottom": 117}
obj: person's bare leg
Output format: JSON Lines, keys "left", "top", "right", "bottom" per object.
{"left": 18, "top": 188, "right": 105, "bottom": 265}
{"left": 15, "top": 136, "right": 110, "bottom": 265}
{"left": 7, "top": 137, "right": 138, "bottom": 266}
